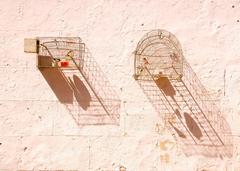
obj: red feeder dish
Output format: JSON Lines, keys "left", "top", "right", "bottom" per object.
{"left": 60, "top": 61, "right": 69, "bottom": 67}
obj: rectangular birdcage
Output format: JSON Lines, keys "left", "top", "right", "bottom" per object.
{"left": 37, "top": 37, "right": 85, "bottom": 69}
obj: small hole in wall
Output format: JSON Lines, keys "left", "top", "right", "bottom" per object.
{"left": 237, "top": 20, "right": 239, "bottom": 23}
{"left": 232, "top": 5, "right": 235, "bottom": 8}
{"left": 141, "top": 23, "right": 144, "bottom": 26}
{"left": 0, "top": 143, "right": 2, "bottom": 145}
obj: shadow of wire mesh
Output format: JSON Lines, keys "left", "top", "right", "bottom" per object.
{"left": 38, "top": 37, "right": 120, "bottom": 126}
{"left": 134, "top": 29, "right": 233, "bottom": 157}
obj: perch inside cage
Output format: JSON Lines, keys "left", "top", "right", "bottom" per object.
{"left": 134, "top": 29, "right": 184, "bottom": 80}
{"left": 37, "top": 37, "right": 85, "bottom": 68}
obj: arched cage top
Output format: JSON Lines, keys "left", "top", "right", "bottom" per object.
{"left": 134, "top": 29, "right": 184, "bottom": 80}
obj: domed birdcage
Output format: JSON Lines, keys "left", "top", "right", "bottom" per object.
{"left": 134, "top": 29, "right": 184, "bottom": 80}
{"left": 134, "top": 29, "right": 232, "bottom": 157}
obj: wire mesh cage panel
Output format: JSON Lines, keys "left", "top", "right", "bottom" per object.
{"left": 62, "top": 70, "right": 120, "bottom": 126}
{"left": 37, "top": 37, "right": 85, "bottom": 69}
{"left": 134, "top": 29, "right": 184, "bottom": 80}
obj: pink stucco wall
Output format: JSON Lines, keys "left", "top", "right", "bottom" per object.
{"left": 0, "top": 0, "right": 240, "bottom": 170}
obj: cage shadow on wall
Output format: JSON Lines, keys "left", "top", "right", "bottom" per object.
{"left": 133, "top": 30, "right": 233, "bottom": 158}
{"left": 37, "top": 37, "right": 120, "bottom": 126}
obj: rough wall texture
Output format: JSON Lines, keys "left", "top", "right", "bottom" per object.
{"left": 0, "top": 0, "right": 240, "bottom": 170}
